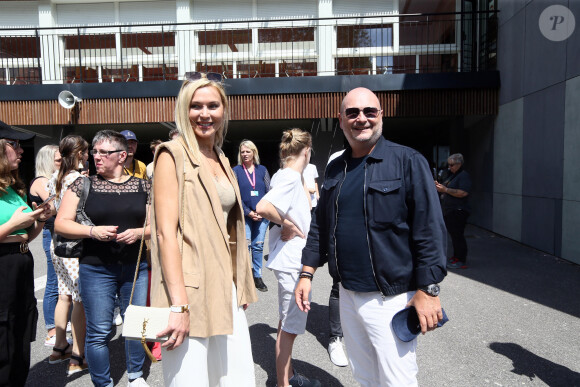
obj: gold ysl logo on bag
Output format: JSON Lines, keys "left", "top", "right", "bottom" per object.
{"left": 140, "top": 318, "right": 159, "bottom": 363}
{"left": 141, "top": 319, "right": 149, "bottom": 340}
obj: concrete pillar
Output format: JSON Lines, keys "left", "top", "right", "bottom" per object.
{"left": 38, "top": 0, "right": 61, "bottom": 84}
{"left": 317, "top": 0, "right": 335, "bottom": 76}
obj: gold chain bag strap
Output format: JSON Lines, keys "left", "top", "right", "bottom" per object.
{"left": 121, "top": 182, "right": 170, "bottom": 363}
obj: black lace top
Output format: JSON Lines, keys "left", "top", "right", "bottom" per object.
{"left": 70, "top": 175, "right": 150, "bottom": 265}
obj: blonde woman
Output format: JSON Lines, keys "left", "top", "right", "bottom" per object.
{"left": 256, "top": 129, "right": 320, "bottom": 387}
{"left": 232, "top": 140, "right": 270, "bottom": 292}
{"left": 28, "top": 145, "right": 61, "bottom": 346}
{"left": 150, "top": 73, "right": 257, "bottom": 386}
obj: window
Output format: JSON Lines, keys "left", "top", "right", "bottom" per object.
{"left": 198, "top": 30, "right": 252, "bottom": 54}
{"left": 121, "top": 32, "right": 175, "bottom": 57}
{"left": 258, "top": 27, "right": 314, "bottom": 43}
{"left": 0, "top": 37, "right": 40, "bottom": 59}
{"left": 335, "top": 57, "right": 372, "bottom": 75}
{"left": 337, "top": 25, "right": 393, "bottom": 48}
{"left": 399, "top": 16, "right": 456, "bottom": 46}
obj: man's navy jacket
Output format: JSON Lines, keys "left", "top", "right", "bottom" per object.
{"left": 301, "top": 137, "right": 447, "bottom": 296}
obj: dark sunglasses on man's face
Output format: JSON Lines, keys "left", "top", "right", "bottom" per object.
{"left": 344, "top": 107, "right": 380, "bottom": 119}
{"left": 184, "top": 71, "right": 224, "bottom": 83}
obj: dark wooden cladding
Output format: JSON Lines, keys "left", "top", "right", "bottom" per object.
{"left": 0, "top": 89, "right": 497, "bottom": 125}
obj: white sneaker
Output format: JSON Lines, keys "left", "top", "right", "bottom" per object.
{"left": 44, "top": 334, "right": 56, "bottom": 347}
{"left": 44, "top": 335, "right": 73, "bottom": 347}
{"left": 114, "top": 313, "right": 123, "bottom": 326}
{"left": 328, "top": 337, "right": 348, "bottom": 367}
{"left": 127, "top": 377, "right": 149, "bottom": 387}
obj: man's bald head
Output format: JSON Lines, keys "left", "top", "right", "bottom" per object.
{"left": 338, "top": 87, "right": 384, "bottom": 157}
{"left": 340, "top": 87, "right": 382, "bottom": 113}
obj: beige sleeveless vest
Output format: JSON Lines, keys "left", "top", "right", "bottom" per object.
{"left": 150, "top": 139, "right": 257, "bottom": 337}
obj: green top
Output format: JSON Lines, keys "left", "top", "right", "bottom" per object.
{"left": 0, "top": 186, "right": 32, "bottom": 235}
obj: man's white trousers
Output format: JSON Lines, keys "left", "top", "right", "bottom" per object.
{"left": 340, "top": 285, "right": 418, "bottom": 387}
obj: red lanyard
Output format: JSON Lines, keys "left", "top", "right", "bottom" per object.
{"left": 243, "top": 164, "right": 256, "bottom": 189}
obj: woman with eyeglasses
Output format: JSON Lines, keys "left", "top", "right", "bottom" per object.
{"left": 0, "top": 121, "right": 51, "bottom": 386}
{"left": 55, "top": 130, "right": 151, "bottom": 387}
{"left": 46, "top": 135, "right": 89, "bottom": 375}
{"left": 256, "top": 128, "right": 321, "bottom": 387}
{"left": 233, "top": 140, "right": 270, "bottom": 292}
{"left": 28, "top": 144, "right": 61, "bottom": 347}
{"left": 150, "top": 73, "right": 257, "bottom": 386}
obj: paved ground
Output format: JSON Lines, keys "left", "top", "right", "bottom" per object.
{"left": 26, "top": 225, "right": 580, "bottom": 386}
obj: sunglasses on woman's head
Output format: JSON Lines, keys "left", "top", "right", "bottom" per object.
{"left": 185, "top": 71, "right": 224, "bottom": 83}
{"left": 344, "top": 107, "right": 380, "bottom": 119}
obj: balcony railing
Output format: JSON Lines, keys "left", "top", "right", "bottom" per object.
{"left": 0, "top": 11, "right": 497, "bottom": 85}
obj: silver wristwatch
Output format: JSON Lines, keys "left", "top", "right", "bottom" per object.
{"left": 418, "top": 284, "right": 440, "bottom": 296}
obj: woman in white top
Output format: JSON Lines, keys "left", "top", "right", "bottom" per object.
{"left": 257, "top": 128, "right": 320, "bottom": 387}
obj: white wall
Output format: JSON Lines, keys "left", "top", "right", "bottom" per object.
{"left": 0, "top": 1, "right": 39, "bottom": 27}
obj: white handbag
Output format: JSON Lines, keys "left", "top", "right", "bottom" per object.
{"left": 122, "top": 304, "right": 171, "bottom": 342}
{"left": 121, "top": 194, "right": 170, "bottom": 362}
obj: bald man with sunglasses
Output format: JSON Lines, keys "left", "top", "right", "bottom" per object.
{"left": 295, "top": 88, "right": 447, "bottom": 386}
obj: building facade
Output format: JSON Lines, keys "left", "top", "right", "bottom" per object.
{"left": 485, "top": 0, "right": 579, "bottom": 264}
{"left": 8, "top": 0, "right": 579, "bottom": 266}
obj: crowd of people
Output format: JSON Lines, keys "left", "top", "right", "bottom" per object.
{"left": 1, "top": 79, "right": 457, "bottom": 387}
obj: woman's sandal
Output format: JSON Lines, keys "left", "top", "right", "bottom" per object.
{"left": 48, "top": 343, "right": 72, "bottom": 364}
{"left": 67, "top": 354, "right": 88, "bottom": 376}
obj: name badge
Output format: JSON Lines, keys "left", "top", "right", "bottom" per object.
{"left": 251, "top": 190, "right": 259, "bottom": 197}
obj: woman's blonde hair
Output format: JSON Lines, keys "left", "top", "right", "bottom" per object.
{"left": 35, "top": 144, "right": 59, "bottom": 179}
{"left": 0, "top": 139, "right": 26, "bottom": 196}
{"left": 279, "top": 128, "right": 312, "bottom": 167}
{"left": 237, "top": 139, "right": 260, "bottom": 165}
{"left": 174, "top": 77, "right": 229, "bottom": 160}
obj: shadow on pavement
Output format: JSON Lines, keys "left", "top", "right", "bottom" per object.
{"left": 305, "top": 302, "right": 331, "bottom": 349}
{"left": 449, "top": 226, "right": 580, "bottom": 318}
{"left": 489, "top": 342, "right": 580, "bottom": 386}
{"left": 28, "top": 353, "right": 88, "bottom": 387}
{"left": 249, "top": 322, "right": 343, "bottom": 387}
{"left": 28, "top": 326, "right": 151, "bottom": 386}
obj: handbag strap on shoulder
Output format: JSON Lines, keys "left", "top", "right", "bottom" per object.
{"left": 128, "top": 187, "right": 151, "bottom": 306}
{"left": 78, "top": 176, "right": 91, "bottom": 211}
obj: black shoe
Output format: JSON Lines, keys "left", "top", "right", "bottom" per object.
{"left": 289, "top": 369, "right": 321, "bottom": 387}
{"left": 254, "top": 277, "right": 268, "bottom": 292}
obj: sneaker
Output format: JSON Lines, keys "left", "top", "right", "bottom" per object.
{"left": 327, "top": 337, "right": 348, "bottom": 367}
{"left": 66, "top": 321, "right": 71, "bottom": 333}
{"left": 447, "top": 261, "right": 468, "bottom": 269}
{"left": 114, "top": 313, "right": 123, "bottom": 326}
{"left": 254, "top": 277, "right": 268, "bottom": 292}
{"left": 45, "top": 335, "right": 73, "bottom": 347}
{"left": 288, "top": 369, "right": 321, "bottom": 387}
{"left": 447, "top": 257, "right": 459, "bottom": 264}
{"left": 127, "top": 377, "right": 149, "bottom": 387}
{"left": 44, "top": 334, "right": 56, "bottom": 347}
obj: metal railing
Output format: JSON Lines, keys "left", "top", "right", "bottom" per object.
{"left": 0, "top": 11, "right": 497, "bottom": 85}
